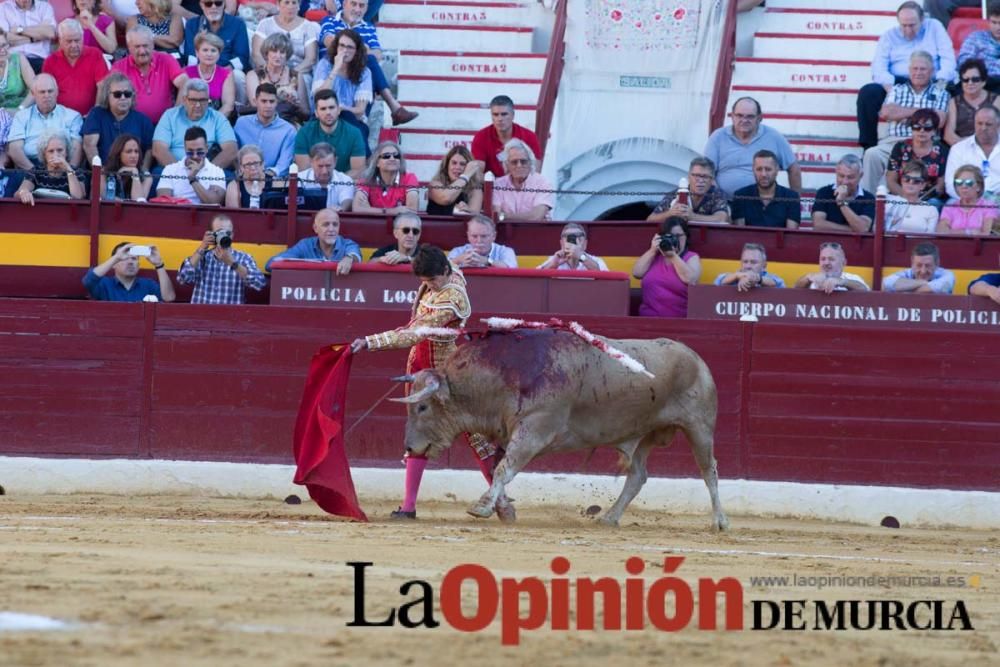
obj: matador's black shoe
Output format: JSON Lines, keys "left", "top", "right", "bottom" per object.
{"left": 390, "top": 507, "right": 417, "bottom": 520}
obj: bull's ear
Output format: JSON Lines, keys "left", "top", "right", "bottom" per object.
{"left": 389, "top": 370, "right": 443, "bottom": 404}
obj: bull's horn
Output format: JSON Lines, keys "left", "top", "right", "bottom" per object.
{"left": 387, "top": 375, "right": 440, "bottom": 404}
{"left": 391, "top": 374, "right": 416, "bottom": 383}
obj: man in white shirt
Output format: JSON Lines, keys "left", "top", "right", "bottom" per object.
{"left": 536, "top": 223, "right": 609, "bottom": 271}
{"left": 298, "top": 142, "right": 354, "bottom": 211}
{"left": 448, "top": 215, "right": 518, "bottom": 268}
{"left": 156, "top": 126, "right": 226, "bottom": 205}
{"left": 944, "top": 106, "right": 1000, "bottom": 200}
{"left": 0, "top": 0, "right": 57, "bottom": 69}
{"left": 794, "top": 242, "right": 870, "bottom": 293}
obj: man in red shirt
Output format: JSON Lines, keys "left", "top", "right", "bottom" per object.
{"left": 470, "top": 94, "right": 542, "bottom": 178}
{"left": 110, "top": 25, "right": 188, "bottom": 124}
{"left": 41, "top": 18, "right": 109, "bottom": 116}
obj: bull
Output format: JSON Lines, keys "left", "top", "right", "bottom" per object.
{"left": 391, "top": 328, "right": 729, "bottom": 530}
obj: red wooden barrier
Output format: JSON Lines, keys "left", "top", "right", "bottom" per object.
{"left": 1, "top": 299, "right": 997, "bottom": 491}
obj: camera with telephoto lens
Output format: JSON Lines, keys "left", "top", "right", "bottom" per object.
{"left": 565, "top": 234, "right": 580, "bottom": 245}
{"left": 213, "top": 229, "right": 233, "bottom": 249}
{"left": 659, "top": 234, "right": 677, "bottom": 252}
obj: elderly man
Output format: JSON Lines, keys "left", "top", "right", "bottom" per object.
{"left": 293, "top": 90, "right": 366, "bottom": 175}
{"left": 861, "top": 51, "right": 950, "bottom": 193}
{"left": 177, "top": 214, "right": 267, "bottom": 304}
{"left": 957, "top": 2, "right": 1000, "bottom": 89}
{"left": 298, "top": 142, "right": 355, "bottom": 211}
{"left": 83, "top": 241, "right": 176, "bottom": 303}
{"left": 112, "top": 25, "right": 187, "bottom": 124}
{"left": 152, "top": 79, "right": 237, "bottom": 169}
{"left": 536, "top": 223, "right": 608, "bottom": 271}
{"left": 812, "top": 155, "right": 876, "bottom": 233}
{"left": 471, "top": 95, "right": 541, "bottom": 178}
{"left": 7, "top": 74, "right": 82, "bottom": 169}
{"left": 492, "top": 138, "right": 553, "bottom": 221}
{"left": 234, "top": 83, "right": 296, "bottom": 176}
{"left": 857, "top": 2, "right": 955, "bottom": 150}
{"left": 793, "top": 242, "right": 870, "bottom": 293}
{"left": 448, "top": 215, "right": 518, "bottom": 268}
{"left": 883, "top": 242, "right": 955, "bottom": 294}
{"left": 155, "top": 127, "right": 226, "bottom": 204}
{"left": 0, "top": 0, "right": 56, "bottom": 72}
{"left": 41, "top": 19, "right": 108, "bottom": 115}
{"left": 82, "top": 72, "right": 154, "bottom": 168}
{"left": 732, "top": 150, "right": 800, "bottom": 229}
{"left": 704, "top": 97, "right": 800, "bottom": 197}
{"left": 714, "top": 242, "right": 786, "bottom": 290}
{"left": 944, "top": 106, "right": 1000, "bottom": 200}
{"left": 317, "top": 0, "right": 417, "bottom": 126}
{"left": 648, "top": 156, "right": 730, "bottom": 224}
{"left": 265, "top": 208, "right": 362, "bottom": 273}
{"left": 370, "top": 212, "right": 423, "bottom": 264}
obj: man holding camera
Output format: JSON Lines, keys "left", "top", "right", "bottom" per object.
{"left": 536, "top": 223, "right": 608, "bottom": 271}
{"left": 447, "top": 215, "right": 518, "bottom": 269}
{"left": 83, "top": 242, "right": 176, "bottom": 302}
{"left": 177, "top": 215, "right": 266, "bottom": 304}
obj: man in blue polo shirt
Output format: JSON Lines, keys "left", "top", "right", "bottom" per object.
{"left": 265, "top": 208, "right": 362, "bottom": 273}
{"left": 152, "top": 79, "right": 238, "bottom": 169}
{"left": 731, "top": 150, "right": 801, "bottom": 229}
{"left": 183, "top": 0, "right": 249, "bottom": 71}
{"left": 704, "top": 97, "right": 801, "bottom": 197}
{"left": 83, "top": 242, "right": 177, "bottom": 302}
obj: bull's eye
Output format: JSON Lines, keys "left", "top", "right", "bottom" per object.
{"left": 417, "top": 404, "right": 428, "bottom": 413}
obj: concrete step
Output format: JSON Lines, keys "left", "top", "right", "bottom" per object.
{"left": 728, "top": 86, "right": 857, "bottom": 116}
{"left": 406, "top": 155, "right": 443, "bottom": 183}
{"left": 761, "top": 8, "right": 896, "bottom": 37}
{"left": 788, "top": 136, "right": 862, "bottom": 166}
{"left": 753, "top": 33, "right": 878, "bottom": 61}
{"left": 379, "top": 22, "right": 534, "bottom": 53}
{"left": 764, "top": 0, "right": 901, "bottom": 10}
{"left": 399, "top": 50, "right": 547, "bottom": 80}
{"left": 393, "top": 101, "right": 537, "bottom": 130}
{"left": 379, "top": 0, "right": 534, "bottom": 27}
{"left": 733, "top": 57, "right": 870, "bottom": 90}
{"left": 765, "top": 113, "right": 858, "bottom": 141}
{"left": 397, "top": 74, "right": 542, "bottom": 105}
{"left": 397, "top": 127, "right": 476, "bottom": 154}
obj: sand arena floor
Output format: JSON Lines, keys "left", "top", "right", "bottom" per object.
{"left": 0, "top": 493, "right": 997, "bottom": 667}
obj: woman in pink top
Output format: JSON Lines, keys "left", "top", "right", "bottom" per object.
{"left": 353, "top": 141, "right": 420, "bottom": 214}
{"left": 184, "top": 32, "right": 235, "bottom": 119}
{"left": 633, "top": 217, "right": 702, "bottom": 318}
{"left": 74, "top": 0, "right": 117, "bottom": 55}
{"left": 938, "top": 164, "right": 998, "bottom": 235}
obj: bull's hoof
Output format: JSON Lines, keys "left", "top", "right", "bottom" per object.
{"left": 466, "top": 500, "right": 494, "bottom": 519}
{"left": 596, "top": 514, "right": 620, "bottom": 528}
{"left": 713, "top": 513, "right": 731, "bottom": 532}
{"left": 495, "top": 497, "right": 516, "bottom": 524}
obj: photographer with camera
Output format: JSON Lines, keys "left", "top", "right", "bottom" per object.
{"left": 177, "top": 214, "right": 266, "bottom": 304}
{"left": 536, "top": 223, "right": 608, "bottom": 271}
{"left": 632, "top": 217, "right": 701, "bottom": 318}
{"left": 83, "top": 241, "right": 176, "bottom": 302}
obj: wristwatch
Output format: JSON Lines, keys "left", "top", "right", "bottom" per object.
{"left": 16, "top": 27, "right": 23, "bottom": 35}
{"left": 580, "top": 253, "right": 590, "bottom": 262}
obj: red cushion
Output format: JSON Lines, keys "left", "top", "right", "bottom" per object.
{"left": 948, "top": 18, "right": 989, "bottom": 52}
{"left": 952, "top": 7, "right": 985, "bottom": 20}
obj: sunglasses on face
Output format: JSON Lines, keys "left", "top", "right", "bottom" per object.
{"left": 202, "top": 0, "right": 224, "bottom": 6}
{"left": 508, "top": 158, "right": 531, "bottom": 165}
{"left": 902, "top": 175, "right": 925, "bottom": 184}
{"left": 954, "top": 178, "right": 977, "bottom": 187}
{"left": 379, "top": 152, "right": 400, "bottom": 160}
{"left": 910, "top": 123, "right": 935, "bottom": 131}
{"left": 185, "top": 149, "right": 207, "bottom": 158}
{"left": 186, "top": 97, "right": 209, "bottom": 105}
{"left": 399, "top": 227, "right": 420, "bottom": 235}
{"left": 962, "top": 76, "right": 985, "bottom": 84}
{"left": 110, "top": 90, "right": 133, "bottom": 99}
{"left": 820, "top": 242, "right": 843, "bottom": 250}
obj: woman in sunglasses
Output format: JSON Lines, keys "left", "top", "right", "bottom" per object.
{"left": 886, "top": 108, "right": 947, "bottom": 207}
{"left": 102, "top": 133, "right": 153, "bottom": 201}
{"left": 944, "top": 59, "right": 1000, "bottom": 146}
{"left": 352, "top": 140, "right": 420, "bottom": 214}
{"left": 938, "top": 164, "right": 998, "bottom": 235}
{"left": 426, "top": 145, "right": 483, "bottom": 216}
{"left": 885, "top": 160, "right": 939, "bottom": 234}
